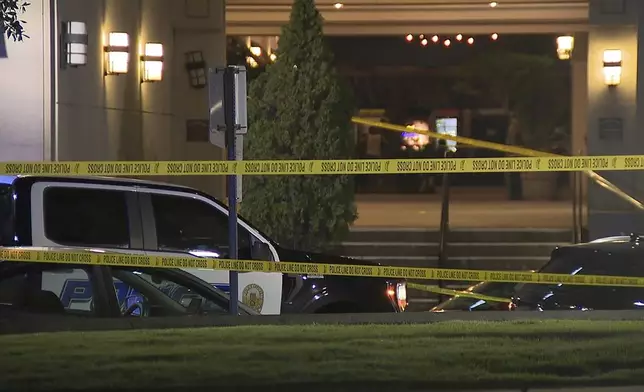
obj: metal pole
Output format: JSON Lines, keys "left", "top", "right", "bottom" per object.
{"left": 49, "top": 0, "right": 58, "bottom": 161}
{"left": 224, "top": 66, "right": 239, "bottom": 315}
{"left": 437, "top": 148, "right": 451, "bottom": 303}
{"left": 572, "top": 171, "right": 579, "bottom": 244}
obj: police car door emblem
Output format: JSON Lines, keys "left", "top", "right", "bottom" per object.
{"left": 242, "top": 283, "right": 264, "bottom": 313}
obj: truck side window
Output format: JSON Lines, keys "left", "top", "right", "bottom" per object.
{"left": 0, "top": 265, "right": 96, "bottom": 316}
{"left": 150, "top": 194, "right": 251, "bottom": 256}
{"left": 43, "top": 187, "right": 130, "bottom": 248}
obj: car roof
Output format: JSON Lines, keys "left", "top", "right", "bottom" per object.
{"left": 0, "top": 175, "right": 17, "bottom": 185}
{"left": 10, "top": 174, "right": 198, "bottom": 193}
{"left": 558, "top": 235, "right": 644, "bottom": 254}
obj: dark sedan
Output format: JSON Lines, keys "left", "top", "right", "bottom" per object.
{"left": 0, "top": 260, "right": 259, "bottom": 324}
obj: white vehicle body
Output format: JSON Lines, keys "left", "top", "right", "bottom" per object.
{"left": 12, "top": 177, "right": 283, "bottom": 315}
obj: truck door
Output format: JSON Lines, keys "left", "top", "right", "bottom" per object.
{"left": 137, "top": 190, "right": 282, "bottom": 315}
{"left": 29, "top": 182, "right": 148, "bottom": 309}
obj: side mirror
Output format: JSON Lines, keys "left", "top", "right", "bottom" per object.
{"left": 186, "top": 297, "right": 203, "bottom": 313}
{"left": 250, "top": 241, "right": 272, "bottom": 261}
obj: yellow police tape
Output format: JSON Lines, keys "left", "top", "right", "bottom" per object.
{"left": 2, "top": 156, "right": 644, "bottom": 176}
{"left": 407, "top": 283, "right": 510, "bottom": 304}
{"left": 352, "top": 117, "right": 644, "bottom": 210}
{"left": 352, "top": 117, "right": 550, "bottom": 158}
{"left": 3, "top": 247, "right": 644, "bottom": 288}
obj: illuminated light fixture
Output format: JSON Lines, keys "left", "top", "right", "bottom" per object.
{"left": 490, "top": 1, "right": 498, "bottom": 7}
{"left": 419, "top": 34, "right": 425, "bottom": 39}
{"left": 421, "top": 38, "right": 428, "bottom": 46}
{"left": 141, "top": 43, "right": 164, "bottom": 82}
{"left": 401, "top": 121, "right": 431, "bottom": 151}
{"left": 444, "top": 39, "right": 451, "bottom": 47}
{"left": 247, "top": 56, "right": 259, "bottom": 68}
{"left": 467, "top": 37, "right": 475, "bottom": 45}
{"left": 104, "top": 32, "right": 129, "bottom": 75}
{"left": 456, "top": 34, "right": 463, "bottom": 41}
{"left": 249, "top": 46, "right": 262, "bottom": 57}
{"left": 269, "top": 53, "right": 277, "bottom": 62}
{"left": 406, "top": 34, "right": 413, "bottom": 42}
{"left": 556, "top": 35, "right": 574, "bottom": 60}
{"left": 431, "top": 35, "right": 439, "bottom": 43}
{"left": 603, "top": 49, "right": 622, "bottom": 86}
{"left": 61, "top": 21, "right": 88, "bottom": 67}
{"left": 491, "top": 33, "right": 499, "bottom": 40}
{"left": 333, "top": 2, "right": 343, "bottom": 9}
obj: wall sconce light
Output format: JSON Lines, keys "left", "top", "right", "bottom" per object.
{"left": 61, "top": 21, "right": 88, "bottom": 67}
{"left": 603, "top": 49, "right": 622, "bottom": 86}
{"left": 104, "top": 32, "right": 129, "bottom": 75}
{"left": 185, "top": 50, "right": 207, "bottom": 89}
{"left": 556, "top": 35, "right": 574, "bottom": 60}
{"left": 141, "top": 43, "right": 164, "bottom": 82}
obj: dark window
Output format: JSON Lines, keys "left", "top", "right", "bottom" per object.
{"left": 433, "top": 281, "right": 516, "bottom": 311}
{"left": 44, "top": 187, "right": 130, "bottom": 248}
{"left": 151, "top": 194, "right": 250, "bottom": 256}
{"left": 0, "top": 184, "right": 14, "bottom": 246}
{"left": 0, "top": 264, "right": 96, "bottom": 316}
{"left": 111, "top": 269, "right": 229, "bottom": 317}
{"left": 516, "top": 251, "right": 641, "bottom": 310}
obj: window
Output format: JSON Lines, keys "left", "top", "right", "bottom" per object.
{"left": 516, "top": 252, "right": 638, "bottom": 310}
{"left": 151, "top": 194, "right": 251, "bottom": 256}
{"left": 42, "top": 269, "right": 96, "bottom": 314}
{"left": 44, "top": 187, "right": 130, "bottom": 248}
{"left": 0, "top": 265, "right": 96, "bottom": 315}
{"left": 433, "top": 281, "right": 516, "bottom": 311}
{"left": 0, "top": 184, "right": 13, "bottom": 246}
{"left": 111, "top": 268, "right": 228, "bottom": 316}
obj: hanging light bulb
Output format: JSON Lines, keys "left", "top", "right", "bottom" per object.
{"left": 431, "top": 35, "right": 439, "bottom": 43}
{"left": 467, "top": 37, "right": 475, "bottom": 45}
{"left": 406, "top": 34, "right": 413, "bottom": 42}
{"left": 419, "top": 34, "right": 425, "bottom": 39}
{"left": 456, "top": 34, "right": 463, "bottom": 41}
{"left": 421, "top": 38, "right": 428, "bottom": 46}
{"left": 491, "top": 33, "right": 499, "bottom": 40}
{"left": 444, "top": 39, "right": 451, "bottom": 47}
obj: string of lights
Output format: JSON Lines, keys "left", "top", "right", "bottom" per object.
{"left": 405, "top": 33, "right": 499, "bottom": 47}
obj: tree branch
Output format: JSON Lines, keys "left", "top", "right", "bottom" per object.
{"left": 1, "top": 0, "right": 30, "bottom": 41}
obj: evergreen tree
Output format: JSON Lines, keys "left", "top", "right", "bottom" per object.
{"left": 241, "top": 0, "right": 357, "bottom": 251}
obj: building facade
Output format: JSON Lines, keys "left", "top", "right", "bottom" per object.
{"left": 233, "top": 0, "right": 644, "bottom": 239}
{"left": 3, "top": 0, "right": 644, "bottom": 239}
{"left": 0, "top": 0, "right": 226, "bottom": 198}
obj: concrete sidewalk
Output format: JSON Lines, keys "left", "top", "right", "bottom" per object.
{"left": 354, "top": 189, "right": 573, "bottom": 229}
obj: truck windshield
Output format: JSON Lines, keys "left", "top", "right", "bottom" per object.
{"left": 0, "top": 185, "right": 13, "bottom": 246}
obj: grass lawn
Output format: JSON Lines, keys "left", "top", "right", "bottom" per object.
{"left": 2, "top": 320, "right": 644, "bottom": 391}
